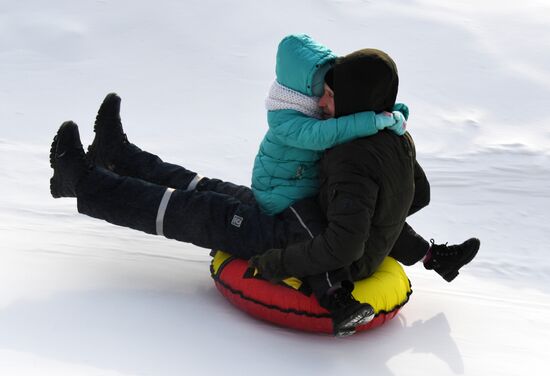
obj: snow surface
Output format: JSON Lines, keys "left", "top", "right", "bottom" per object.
{"left": 1, "top": 0, "right": 550, "bottom": 375}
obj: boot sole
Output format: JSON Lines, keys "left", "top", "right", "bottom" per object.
{"left": 87, "top": 93, "right": 121, "bottom": 169}
{"left": 49, "top": 133, "right": 61, "bottom": 198}
{"left": 334, "top": 305, "right": 375, "bottom": 337}
{"left": 49, "top": 121, "right": 77, "bottom": 198}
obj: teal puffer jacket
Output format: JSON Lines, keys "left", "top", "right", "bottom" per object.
{"left": 252, "top": 34, "right": 385, "bottom": 215}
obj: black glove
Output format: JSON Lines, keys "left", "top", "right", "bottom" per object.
{"left": 248, "top": 248, "right": 289, "bottom": 283}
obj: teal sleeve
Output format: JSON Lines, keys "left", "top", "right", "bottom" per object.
{"left": 268, "top": 110, "right": 379, "bottom": 151}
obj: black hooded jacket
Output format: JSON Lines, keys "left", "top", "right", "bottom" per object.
{"left": 280, "top": 49, "right": 422, "bottom": 280}
{"left": 283, "top": 131, "right": 419, "bottom": 280}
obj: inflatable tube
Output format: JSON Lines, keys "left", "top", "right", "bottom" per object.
{"left": 210, "top": 251, "right": 412, "bottom": 334}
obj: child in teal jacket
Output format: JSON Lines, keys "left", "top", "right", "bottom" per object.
{"left": 252, "top": 34, "right": 407, "bottom": 215}
{"left": 251, "top": 34, "right": 408, "bottom": 336}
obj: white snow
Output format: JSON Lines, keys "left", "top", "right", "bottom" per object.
{"left": 1, "top": 0, "right": 550, "bottom": 375}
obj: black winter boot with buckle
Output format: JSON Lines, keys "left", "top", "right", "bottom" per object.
{"left": 424, "top": 238, "right": 480, "bottom": 282}
{"left": 86, "top": 92, "right": 129, "bottom": 171}
{"left": 50, "top": 121, "right": 90, "bottom": 198}
{"left": 320, "top": 283, "right": 375, "bottom": 337}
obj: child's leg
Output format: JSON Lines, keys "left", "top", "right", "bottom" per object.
{"left": 76, "top": 167, "right": 285, "bottom": 260}
{"left": 89, "top": 93, "right": 255, "bottom": 203}
{"left": 196, "top": 178, "right": 257, "bottom": 204}
{"left": 111, "top": 144, "right": 256, "bottom": 203}
{"left": 108, "top": 142, "right": 202, "bottom": 191}
{"left": 97, "top": 139, "right": 256, "bottom": 203}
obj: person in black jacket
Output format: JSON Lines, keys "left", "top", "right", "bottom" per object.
{"left": 48, "top": 50, "right": 479, "bottom": 337}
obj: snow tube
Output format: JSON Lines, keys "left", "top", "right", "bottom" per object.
{"left": 210, "top": 250, "right": 412, "bottom": 334}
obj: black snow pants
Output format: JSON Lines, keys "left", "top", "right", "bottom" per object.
{"left": 75, "top": 143, "right": 352, "bottom": 301}
{"left": 388, "top": 160, "right": 432, "bottom": 265}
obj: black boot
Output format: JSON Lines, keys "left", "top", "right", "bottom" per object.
{"left": 87, "top": 93, "right": 200, "bottom": 190}
{"left": 50, "top": 121, "right": 89, "bottom": 198}
{"left": 320, "top": 284, "right": 375, "bottom": 337}
{"left": 424, "top": 238, "right": 480, "bottom": 282}
{"left": 87, "top": 92, "right": 129, "bottom": 171}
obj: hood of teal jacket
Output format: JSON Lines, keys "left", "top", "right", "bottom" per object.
{"left": 275, "top": 34, "right": 337, "bottom": 97}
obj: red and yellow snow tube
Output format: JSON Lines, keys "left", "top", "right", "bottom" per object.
{"left": 210, "top": 250, "right": 412, "bottom": 334}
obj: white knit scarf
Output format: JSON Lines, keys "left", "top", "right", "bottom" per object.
{"left": 265, "top": 81, "right": 324, "bottom": 119}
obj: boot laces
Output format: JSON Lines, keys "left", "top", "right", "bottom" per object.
{"left": 430, "top": 239, "right": 459, "bottom": 258}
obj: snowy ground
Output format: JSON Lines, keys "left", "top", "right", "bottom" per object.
{"left": 1, "top": 0, "right": 550, "bottom": 375}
